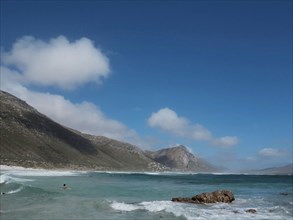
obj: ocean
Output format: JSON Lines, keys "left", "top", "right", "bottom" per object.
{"left": 0, "top": 168, "right": 292, "bottom": 220}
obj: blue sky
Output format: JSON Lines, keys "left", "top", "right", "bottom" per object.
{"left": 1, "top": 0, "right": 292, "bottom": 170}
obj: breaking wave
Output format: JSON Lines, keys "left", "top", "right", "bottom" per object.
{"left": 0, "top": 174, "right": 33, "bottom": 184}
{"left": 5, "top": 186, "right": 24, "bottom": 194}
{"left": 110, "top": 200, "right": 291, "bottom": 220}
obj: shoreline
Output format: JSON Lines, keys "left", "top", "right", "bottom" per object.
{"left": 0, "top": 164, "right": 232, "bottom": 175}
{"left": 1, "top": 165, "right": 291, "bottom": 176}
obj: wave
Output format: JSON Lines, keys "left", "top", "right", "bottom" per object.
{"left": 98, "top": 171, "right": 254, "bottom": 177}
{"left": 5, "top": 186, "right": 23, "bottom": 194}
{"left": 111, "top": 201, "right": 185, "bottom": 215}
{"left": 0, "top": 174, "right": 34, "bottom": 184}
{"left": 0, "top": 169, "right": 82, "bottom": 185}
{"left": 111, "top": 200, "right": 204, "bottom": 219}
{"left": 1, "top": 165, "right": 88, "bottom": 176}
{"left": 110, "top": 200, "right": 291, "bottom": 220}
{"left": 98, "top": 171, "right": 162, "bottom": 176}
{"left": 11, "top": 170, "right": 84, "bottom": 176}
{"left": 2, "top": 184, "right": 62, "bottom": 196}
{"left": 1, "top": 170, "right": 85, "bottom": 179}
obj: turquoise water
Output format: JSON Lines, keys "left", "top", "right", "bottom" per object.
{"left": 0, "top": 169, "right": 292, "bottom": 219}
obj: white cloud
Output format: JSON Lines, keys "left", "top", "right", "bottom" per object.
{"left": 212, "top": 136, "right": 239, "bottom": 147}
{"left": 258, "top": 148, "right": 290, "bottom": 158}
{"left": 0, "top": 36, "right": 141, "bottom": 144}
{"left": 148, "top": 108, "right": 212, "bottom": 140}
{"left": 1, "top": 36, "right": 110, "bottom": 90}
{"left": 1, "top": 77, "right": 137, "bottom": 142}
{"left": 148, "top": 108, "right": 238, "bottom": 147}
{"left": 148, "top": 108, "right": 191, "bottom": 137}
{"left": 190, "top": 124, "right": 213, "bottom": 141}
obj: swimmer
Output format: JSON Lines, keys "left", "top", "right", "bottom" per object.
{"left": 62, "top": 184, "right": 68, "bottom": 190}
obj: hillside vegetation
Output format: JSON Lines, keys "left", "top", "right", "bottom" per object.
{"left": 0, "top": 90, "right": 219, "bottom": 172}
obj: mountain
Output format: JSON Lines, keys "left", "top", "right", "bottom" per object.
{"left": 0, "top": 90, "right": 219, "bottom": 172}
{"left": 146, "top": 145, "right": 220, "bottom": 172}
{"left": 248, "top": 164, "right": 293, "bottom": 175}
{"left": 0, "top": 91, "right": 155, "bottom": 170}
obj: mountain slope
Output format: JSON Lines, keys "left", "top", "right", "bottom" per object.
{"left": 0, "top": 91, "right": 155, "bottom": 170}
{"left": 147, "top": 145, "right": 220, "bottom": 172}
{"left": 0, "top": 90, "right": 220, "bottom": 172}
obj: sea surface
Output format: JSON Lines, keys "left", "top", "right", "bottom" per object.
{"left": 0, "top": 168, "right": 292, "bottom": 220}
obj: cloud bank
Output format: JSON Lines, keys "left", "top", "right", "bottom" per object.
{"left": 148, "top": 108, "right": 239, "bottom": 147}
{"left": 1, "top": 36, "right": 137, "bottom": 142}
{"left": 2, "top": 36, "right": 110, "bottom": 90}
{"left": 258, "top": 148, "right": 290, "bottom": 158}
{"left": 241, "top": 147, "right": 292, "bottom": 169}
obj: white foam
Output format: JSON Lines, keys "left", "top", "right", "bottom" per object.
{"left": 0, "top": 174, "right": 33, "bottom": 184}
{"left": 6, "top": 186, "right": 23, "bottom": 194}
{"left": 1, "top": 165, "right": 85, "bottom": 177}
{"left": 111, "top": 200, "right": 291, "bottom": 220}
{"left": 111, "top": 201, "right": 193, "bottom": 219}
{"left": 0, "top": 166, "right": 85, "bottom": 185}
{"left": 100, "top": 171, "right": 161, "bottom": 176}
{"left": 7, "top": 170, "right": 83, "bottom": 177}
{"left": 111, "top": 202, "right": 138, "bottom": 212}
{"left": 0, "top": 174, "right": 9, "bottom": 184}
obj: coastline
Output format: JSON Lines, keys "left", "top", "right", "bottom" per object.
{"left": 0, "top": 165, "right": 230, "bottom": 176}
{"left": 1, "top": 164, "right": 292, "bottom": 176}
{"left": 0, "top": 165, "right": 232, "bottom": 175}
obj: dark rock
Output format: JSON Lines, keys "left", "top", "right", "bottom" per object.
{"left": 192, "top": 190, "right": 235, "bottom": 203}
{"left": 171, "top": 197, "right": 194, "bottom": 203}
{"left": 172, "top": 190, "right": 235, "bottom": 204}
{"left": 245, "top": 209, "right": 257, "bottom": 213}
{"left": 280, "top": 192, "right": 289, "bottom": 196}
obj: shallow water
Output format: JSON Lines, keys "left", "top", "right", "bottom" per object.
{"left": 0, "top": 170, "right": 292, "bottom": 219}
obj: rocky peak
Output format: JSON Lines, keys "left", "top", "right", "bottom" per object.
{"left": 146, "top": 145, "right": 219, "bottom": 172}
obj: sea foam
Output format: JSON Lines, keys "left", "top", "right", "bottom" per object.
{"left": 110, "top": 200, "right": 290, "bottom": 220}
{"left": 111, "top": 201, "right": 196, "bottom": 219}
{"left": 0, "top": 174, "right": 33, "bottom": 184}
{"left": 0, "top": 165, "right": 85, "bottom": 177}
{"left": 6, "top": 187, "right": 23, "bottom": 194}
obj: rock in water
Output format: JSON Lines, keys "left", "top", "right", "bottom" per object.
{"left": 172, "top": 190, "right": 235, "bottom": 204}
{"left": 192, "top": 190, "right": 235, "bottom": 203}
{"left": 245, "top": 209, "right": 257, "bottom": 213}
{"left": 171, "top": 197, "right": 195, "bottom": 203}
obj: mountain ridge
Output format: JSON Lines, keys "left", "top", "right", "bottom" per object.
{"left": 3, "top": 90, "right": 290, "bottom": 175}
{"left": 0, "top": 90, "right": 219, "bottom": 172}
{"left": 245, "top": 163, "right": 293, "bottom": 175}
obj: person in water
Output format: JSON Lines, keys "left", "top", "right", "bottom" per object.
{"left": 63, "top": 184, "right": 68, "bottom": 190}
